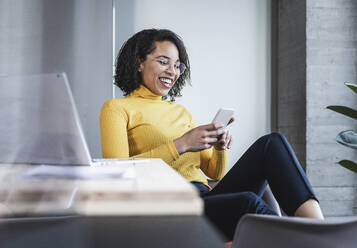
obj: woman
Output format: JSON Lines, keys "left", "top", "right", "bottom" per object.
{"left": 100, "top": 29, "right": 323, "bottom": 241}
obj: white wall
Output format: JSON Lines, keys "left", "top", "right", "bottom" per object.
{"left": 115, "top": 0, "right": 271, "bottom": 169}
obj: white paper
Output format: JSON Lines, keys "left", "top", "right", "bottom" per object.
{"left": 20, "top": 164, "right": 136, "bottom": 180}
{"left": 91, "top": 158, "right": 150, "bottom": 166}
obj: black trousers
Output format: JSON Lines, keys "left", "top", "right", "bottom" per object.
{"left": 192, "top": 133, "right": 318, "bottom": 240}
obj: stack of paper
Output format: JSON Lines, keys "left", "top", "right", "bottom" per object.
{"left": 19, "top": 164, "right": 136, "bottom": 180}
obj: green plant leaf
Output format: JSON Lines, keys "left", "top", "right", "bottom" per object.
{"left": 326, "top": 105, "right": 357, "bottom": 120}
{"left": 338, "top": 160, "right": 357, "bottom": 173}
{"left": 345, "top": 82, "right": 357, "bottom": 94}
{"left": 336, "top": 130, "right": 357, "bottom": 149}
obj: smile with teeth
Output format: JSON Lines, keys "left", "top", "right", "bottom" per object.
{"left": 159, "top": 77, "right": 173, "bottom": 88}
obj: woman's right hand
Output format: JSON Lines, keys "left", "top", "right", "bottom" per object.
{"left": 173, "top": 123, "right": 225, "bottom": 155}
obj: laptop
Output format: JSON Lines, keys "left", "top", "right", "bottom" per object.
{"left": 0, "top": 73, "right": 96, "bottom": 165}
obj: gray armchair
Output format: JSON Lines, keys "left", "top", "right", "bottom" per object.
{"left": 208, "top": 180, "right": 357, "bottom": 248}
{"left": 232, "top": 214, "right": 357, "bottom": 248}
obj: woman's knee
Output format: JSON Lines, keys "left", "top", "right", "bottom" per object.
{"left": 261, "top": 132, "right": 288, "bottom": 149}
{"left": 257, "top": 132, "right": 284, "bottom": 144}
{"left": 268, "top": 132, "right": 286, "bottom": 142}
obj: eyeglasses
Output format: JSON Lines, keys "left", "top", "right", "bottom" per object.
{"left": 155, "top": 58, "right": 186, "bottom": 75}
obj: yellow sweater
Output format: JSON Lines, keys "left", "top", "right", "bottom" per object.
{"left": 100, "top": 85, "right": 227, "bottom": 186}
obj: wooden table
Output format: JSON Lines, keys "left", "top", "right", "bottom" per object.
{"left": 0, "top": 159, "right": 225, "bottom": 247}
{"left": 0, "top": 159, "right": 202, "bottom": 216}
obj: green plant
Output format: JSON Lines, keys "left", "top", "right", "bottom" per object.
{"left": 327, "top": 82, "right": 357, "bottom": 173}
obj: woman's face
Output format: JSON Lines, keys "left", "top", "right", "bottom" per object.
{"left": 139, "top": 41, "right": 181, "bottom": 96}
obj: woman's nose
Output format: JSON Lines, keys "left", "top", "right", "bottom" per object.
{"left": 165, "top": 64, "right": 176, "bottom": 74}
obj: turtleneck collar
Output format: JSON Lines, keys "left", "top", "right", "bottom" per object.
{"left": 129, "top": 84, "right": 163, "bottom": 101}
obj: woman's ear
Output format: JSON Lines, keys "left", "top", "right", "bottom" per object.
{"left": 138, "top": 61, "right": 144, "bottom": 72}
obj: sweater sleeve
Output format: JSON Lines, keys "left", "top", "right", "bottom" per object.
{"left": 100, "top": 102, "right": 179, "bottom": 164}
{"left": 186, "top": 114, "right": 228, "bottom": 180}
{"left": 200, "top": 147, "right": 228, "bottom": 180}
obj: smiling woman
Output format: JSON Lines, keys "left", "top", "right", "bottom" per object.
{"left": 100, "top": 28, "right": 324, "bottom": 242}
{"left": 114, "top": 29, "right": 190, "bottom": 101}
{"left": 138, "top": 41, "right": 182, "bottom": 96}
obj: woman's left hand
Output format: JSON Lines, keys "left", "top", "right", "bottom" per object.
{"left": 214, "top": 129, "right": 233, "bottom": 150}
{"left": 214, "top": 117, "right": 234, "bottom": 150}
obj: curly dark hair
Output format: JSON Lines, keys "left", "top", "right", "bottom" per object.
{"left": 114, "top": 29, "right": 191, "bottom": 101}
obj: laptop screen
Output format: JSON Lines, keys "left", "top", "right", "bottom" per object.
{"left": 0, "top": 73, "right": 92, "bottom": 165}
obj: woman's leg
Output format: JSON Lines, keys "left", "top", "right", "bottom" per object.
{"left": 207, "top": 132, "right": 323, "bottom": 218}
{"left": 203, "top": 192, "right": 277, "bottom": 240}
{"left": 295, "top": 199, "right": 324, "bottom": 219}
{"left": 191, "top": 181, "right": 277, "bottom": 240}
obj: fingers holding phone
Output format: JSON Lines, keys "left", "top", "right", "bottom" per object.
{"left": 211, "top": 108, "right": 235, "bottom": 150}
{"left": 227, "top": 117, "right": 235, "bottom": 126}
{"left": 174, "top": 109, "right": 235, "bottom": 154}
{"left": 173, "top": 123, "right": 225, "bottom": 154}
{"left": 214, "top": 129, "right": 233, "bottom": 150}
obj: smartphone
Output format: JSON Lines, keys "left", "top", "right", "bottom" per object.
{"left": 212, "top": 108, "right": 235, "bottom": 127}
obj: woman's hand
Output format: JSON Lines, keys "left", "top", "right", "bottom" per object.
{"left": 214, "top": 117, "right": 234, "bottom": 150}
{"left": 214, "top": 129, "right": 233, "bottom": 150}
{"left": 174, "top": 123, "right": 225, "bottom": 155}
